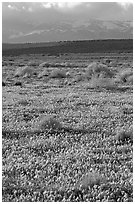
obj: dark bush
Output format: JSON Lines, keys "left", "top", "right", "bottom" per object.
{"left": 14, "top": 81, "right": 22, "bottom": 86}
{"left": 36, "top": 115, "right": 62, "bottom": 132}
{"left": 119, "top": 70, "right": 133, "bottom": 83}
{"left": 116, "top": 129, "right": 133, "bottom": 143}
{"left": 2, "top": 81, "right": 6, "bottom": 86}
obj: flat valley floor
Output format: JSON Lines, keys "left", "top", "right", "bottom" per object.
{"left": 2, "top": 53, "right": 133, "bottom": 202}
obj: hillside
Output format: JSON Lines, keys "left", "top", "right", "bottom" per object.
{"left": 2, "top": 39, "right": 133, "bottom": 56}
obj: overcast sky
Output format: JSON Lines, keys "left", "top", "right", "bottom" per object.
{"left": 2, "top": 2, "right": 133, "bottom": 43}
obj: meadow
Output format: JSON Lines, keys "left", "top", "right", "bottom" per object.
{"left": 2, "top": 52, "right": 133, "bottom": 201}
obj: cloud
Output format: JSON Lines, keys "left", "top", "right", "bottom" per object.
{"left": 40, "top": 2, "right": 82, "bottom": 10}
{"left": 42, "top": 3, "right": 52, "bottom": 9}
{"left": 55, "top": 2, "right": 82, "bottom": 9}
{"left": 3, "top": 2, "right": 133, "bottom": 17}
{"left": 2, "top": 2, "right": 133, "bottom": 43}
{"left": 28, "top": 7, "right": 33, "bottom": 12}
{"left": 8, "top": 4, "right": 20, "bottom": 11}
{"left": 5, "top": 2, "right": 83, "bottom": 13}
{"left": 9, "top": 32, "right": 24, "bottom": 39}
{"left": 81, "top": 2, "right": 133, "bottom": 21}
{"left": 117, "top": 2, "right": 132, "bottom": 9}
{"left": 9, "top": 29, "right": 46, "bottom": 39}
{"left": 24, "top": 30, "right": 46, "bottom": 36}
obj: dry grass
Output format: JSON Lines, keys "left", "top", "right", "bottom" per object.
{"left": 88, "top": 77, "right": 116, "bottom": 90}
{"left": 39, "top": 62, "right": 50, "bottom": 68}
{"left": 116, "top": 129, "right": 133, "bottom": 143}
{"left": 49, "top": 68, "right": 67, "bottom": 78}
{"left": 18, "top": 99, "right": 29, "bottom": 106}
{"left": 86, "top": 62, "right": 114, "bottom": 79}
{"left": 36, "top": 115, "right": 62, "bottom": 132}
{"left": 74, "top": 74, "right": 86, "bottom": 82}
{"left": 126, "top": 75, "right": 133, "bottom": 85}
{"left": 38, "top": 69, "right": 49, "bottom": 78}
{"left": 2, "top": 53, "right": 133, "bottom": 202}
{"left": 14, "top": 81, "right": 22, "bottom": 86}
{"left": 76, "top": 171, "right": 102, "bottom": 189}
{"left": 39, "top": 61, "right": 79, "bottom": 68}
{"left": 119, "top": 69, "right": 133, "bottom": 83}
{"left": 28, "top": 61, "right": 39, "bottom": 66}
{"left": 14, "top": 66, "right": 33, "bottom": 77}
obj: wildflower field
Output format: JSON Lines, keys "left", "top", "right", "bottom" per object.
{"left": 2, "top": 52, "right": 133, "bottom": 202}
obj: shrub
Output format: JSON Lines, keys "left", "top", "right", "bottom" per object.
{"left": 2, "top": 81, "right": 6, "bottom": 86}
{"left": 116, "top": 129, "right": 133, "bottom": 143}
{"left": 126, "top": 75, "right": 133, "bottom": 85}
{"left": 18, "top": 63, "right": 26, "bottom": 67}
{"left": 18, "top": 99, "right": 29, "bottom": 106}
{"left": 86, "top": 62, "right": 114, "bottom": 78}
{"left": 49, "top": 69, "right": 66, "bottom": 79}
{"left": 2, "top": 61, "right": 8, "bottom": 66}
{"left": 114, "top": 76, "right": 121, "bottom": 84}
{"left": 38, "top": 69, "right": 49, "bottom": 78}
{"left": 14, "top": 66, "right": 33, "bottom": 77}
{"left": 74, "top": 74, "right": 86, "bottom": 82}
{"left": 109, "top": 61, "right": 118, "bottom": 67}
{"left": 119, "top": 70, "right": 133, "bottom": 83}
{"left": 36, "top": 116, "right": 62, "bottom": 132}
{"left": 39, "top": 62, "right": 50, "bottom": 68}
{"left": 122, "top": 106, "right": 133, "bottom": 115}
{"left": 33, "top": 71, "right": 37, "bottom": 76}
{"left": 66, "top": 71, "right": 71, "bottom": 78}
{"left": 28, "top": 61, "right": 39, "bottom": 66}
{"left": 104, "top": 59, "right": 111, "bottom": 64}
{"left": 89, "top": 77, "right": 115, "bottom": 89}
{"left": 76, "top": 171, "right": 102, "bottom": 189}
{"left": 14, "top": 81, "right": 22, "bottom": 86}
{"left": 39, "top": 62, "right": 79, "bottom": 68}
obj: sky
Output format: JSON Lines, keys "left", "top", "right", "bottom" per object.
{"left": 2, "top": 2, "right": 133, "bottom": 43}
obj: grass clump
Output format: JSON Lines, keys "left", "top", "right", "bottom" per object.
{"left": 74, "top": 74, "right": 86, "bottom": 83}
{"left": 86, "top": 62, "right": 114, "bottom": 79}
{"left": 36, "top": 115, "right": 62, "bottom": 132}
{"left": 116, "top": 129, "right": 133, "bottom": 143}
{"left": 28, "top": 61, "right": 39, "bottom": 66}
{"left": 38, "top": 69, "right": 49, "bottom": 78}
{"left": 122, "top": 106, "right": 133, "bottom": 115}
{"left": 18, "top": 99, "right": 29, "bottom": 106}
{"left": 76, "top": 171, "right": 102, "bottom": 189}
{"left": 50, "top": 69, "right": 66, "bottom": 79}
{"left": 14, "top": 66, "right": 33, "bottom": 77}
{"left": 39, "top": 62, "right": 50, "bottom": 68}
{"left": 119, "top": 70, "right": 133, "bottom": 83}
{"left": 14, "top": 81, "right": 22, "bottom": 86}
{"left": 126, "top": 75, "right": 133, "bottom": 85}
{"left": 89, "top": 77, "right": 116, "bottom": 90}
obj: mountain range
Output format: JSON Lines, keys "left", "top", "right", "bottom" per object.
{"left": 3, "top": 19, "right": 133, "bottom": 43}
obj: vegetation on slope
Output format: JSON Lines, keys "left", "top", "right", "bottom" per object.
{"left": 2, "top": 39, "right": 133, "bottom": 56}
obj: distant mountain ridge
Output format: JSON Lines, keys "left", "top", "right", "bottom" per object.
{"left": 3, "top": 19, "right": 133, "bottom": 43}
